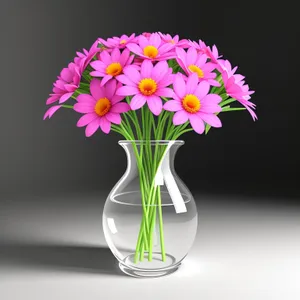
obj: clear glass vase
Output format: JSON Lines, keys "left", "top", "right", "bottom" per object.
{"left": 103, "top": 140, "right": 198, "bottom": 278}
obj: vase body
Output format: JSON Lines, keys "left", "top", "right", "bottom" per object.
{"left": 103, "top": 140, "right": 198, "bottom": 278}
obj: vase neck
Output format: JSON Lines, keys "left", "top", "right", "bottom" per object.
{"left": 119, "top": 140, "right": 184, "bottom": 174}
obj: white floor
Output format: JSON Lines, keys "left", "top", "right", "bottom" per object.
{"left": 1, "top": 194, "right": 300, "bottom": 300}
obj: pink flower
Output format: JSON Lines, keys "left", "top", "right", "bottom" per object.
{"left": 188, "top": 39, "right": 209, "bottom": 54}
{"left": 126, "top": 33, "right": 175, "bottom": 61}
{"left": 116, "top": 60, "right": 174, "bottom": 116}
{"left": 142, "top": 32, "right": 152, "bottom": 38}
{"left": 99, "top": 34, "right": 137, "bottom": 49}
{"left": 222, "top": 70, "right": 257, "bottom": 120}
{"left": 90, "top": 48, "right": 134, "bottom": 86}
{"left": 74, "top": 79, "right": 130, "bottom": 136}
{"left": 176, "top": 47, "right": 220, "bottom": 87}
{"left": 164, "top": 73, "right": 222, "bottom": 134}
{"left": 74, "top": 40, "right": 101, "bottom": 73}
{"left": 43, "top": 105, "right": 62, "bottom": 120}
{"left": 46, "top": 62, "right": 81, "bottom": 105}
{"left": 158, "top": 32, "right": 189, "bottom": 48}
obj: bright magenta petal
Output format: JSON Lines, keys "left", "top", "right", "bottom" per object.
{"left": 186, "top": 73, "right": 198, "bottom": 94}
{"left": 85, "top": 118, "right": 100, "bottom": 137}
{"left": 189, "top": 114, "right": 205, "bottom": 134}
{"left": 99, "top": 117, "right": 111, "bottom": 134}
{"left": 174, "top": 74, "right": 186, "bottom": 99}
{"left": 198, "top": 112, "right": 222, "bottom": 128}
{"left": 74, "top": 103, "right": 95, "bottom": 113}
{"left": 106, "top": 112, "right": 121, "bottom": 124}
{"left": 141, "top": 60, "right": 153, "bottom": 78}
{"left": 110, "top": 102, "right": 130, "bottom": 113}
{"left": 130, "top": 94, "right": 147, "bottom": 110}
{"left": 156, "top": 87, "right": 173, "bottom": 98}
{"left": 77, "top": 94, "right": 96, "bottom": 103}
{"left": 147, "top": 95, "right": 162, "bottom": 116}
{"left": 90, "top": 79, "right": 104, "bottom": 100}
{"left": 173, "top": 110, "right": 189, "bottom": 125}
{"left": 194, "top": 81, "right": 210, "bottom": 99}
{"left": 123, "top": 66, "right": 141, "bottom": 84}
{"left": 77, "top": 113, "right": 98, "bottom": 127}
{"left": 117, "top": 85, "right": 139, "bottom": 96}
{"left": 164, "top": 100, "right": 182, "bottom": 112}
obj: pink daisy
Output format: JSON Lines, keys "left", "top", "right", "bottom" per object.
{"left": 188, "top": 39, "right": 209, "bottom": 55}
{"left": 74, "top": 79, "right": 130, "bottom": 136}
{"left": 222, "top": 70, "right": 257, "bottom": 120}
{"left": 116, "top": 60, "right": 174, "bottom": 116}
{"left": 176, "top": 47, "right": 220, "bottom": 87}
{"left": 74, "top": 40, "right": 101, "bottom": 73}
{"left": 164, "top": 73, "right": 222, "bottom": 134}
{"left": 99, "top": 34, "right": 137, "bottom": 49}
{"left": 158, "top": 32, "right": 189, "bottom": 48}
{"left": 90, "top": 48, "right": 134, "bottom": 86}
{"left": 126, "top": 32, "right": 175, "bottom": 61}
{"left": 46, "top": 62, "right": 81, "bottom": 105}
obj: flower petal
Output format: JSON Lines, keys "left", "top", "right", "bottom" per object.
{"left": 141, "top": 60, "right": 153, "bottom": 78}
{"left": 123, "top": 66, "right": 141, "bottom": 84}
{"left": 100, "top": 50, "right": 112, "bottom": 65}
{"left": 174, "top": 74, "right": 186, "bottom": 99}
{"left": 194, "top": 81, "right": 210, "bottom": 99}
{"left": 111, "top": 48, "right": 120, "bottom": 62}
{"left": 151, "top": 61, "right": 168, "bottom": 82}
{"left": 189, "top": 114, "right": 205, "bottom": 134}
{"left": 197, "top": 112, "right": 222, "bottom": 128}
{"left": 173, "top": 110, "right": 189, "bottom": 125}
{"left": 163, "top": 100, "right": 182, "bottom": 112}
{"left": 76, "top": 93, "right": 96, "bottom": 103}
{"left": 116, "top": 74, "right": 136, "bottom": 86}
{"left": 117, "top": 85, "right": 139, "bottom": 96}
{"left": 85, "top": 118, "right": 100, "bottom": 137}
{"left": 99, "top": 116, "right": 111, "bottom": 134}
{"left": 59, "top": 92, "right": 73, "bottom": 103}
{"left": 106, "top": 112, "right": 121, "bottom": 124}
{"left": 77, "top": 113, "right": 98, "bottom": 127}
{"left": 155, "top": 87, "right": 173, "bottom": 98}
{"left": 104, "top": 79, "right": 117, "bottom": 99}
{"left": 74, "top": 103, "right": 95, "bottom": 113}
{"left": 43, "top": 105, "right": 61, "bottom": 120}
{"left": 186, "top": 47, "right": 197, "bottom": 66}
{"left": 126, "top": 43, "right": 143, "bottom": 56}
{"left": 202, "top": 94, "right": 222, "bottom": 104}
{"left": 100, "top": 75, "right": 113, "bottom": 86}
{"left": 147, "top": 95, "right": 162, "bottom": 116}
{"left": 186, "top": 73, "right": 199, "bottom": 94}
{"left": 110, "top": 102, "right": 130, "bottom": 113}
{"left": 130, "top": 94, "right": 147, "bottom": 110}
{"left": 90, "top": 79, "right": 104, "bottom": 100}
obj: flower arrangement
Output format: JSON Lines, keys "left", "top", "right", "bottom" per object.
{"left": 44, "top": 32, "right": 256, "bottom": 264}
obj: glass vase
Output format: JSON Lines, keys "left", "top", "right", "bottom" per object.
{"left": 103, "top": 140, "right": 198, "bottom": 278}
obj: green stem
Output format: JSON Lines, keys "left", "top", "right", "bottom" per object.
{"left": 157, "top": 186, "right": 166, "bottom": 261}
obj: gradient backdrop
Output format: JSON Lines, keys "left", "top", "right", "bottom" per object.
{"left": 0, "top": 0, "right": 299, "bottom": 299}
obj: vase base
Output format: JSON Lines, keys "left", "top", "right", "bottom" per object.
{"left": 118, "top": 252, "right": 180, "bottom": 278}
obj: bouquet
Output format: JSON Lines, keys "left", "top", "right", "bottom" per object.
{"left": 44, "top": 32, "right": 256, "bottom": 263}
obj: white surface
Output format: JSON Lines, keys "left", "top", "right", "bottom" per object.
{"left": 1, "top": 194, "right": 300, "bottom": 300}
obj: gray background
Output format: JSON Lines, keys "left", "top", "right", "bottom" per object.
{"left": 0, "top": 0, "right": 299, "bottom": 299}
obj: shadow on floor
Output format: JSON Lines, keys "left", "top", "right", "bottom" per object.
{"left": 0, "top": 242, "right": 126, "bottom": 276}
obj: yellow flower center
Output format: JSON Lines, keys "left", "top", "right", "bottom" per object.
{"left": 182, "top": 94, "right": 201, "bottom": 114}
{"left": 188, "top": 65, "right": 204, "bottom": 78}
{"left": 95, "top": 97, "right": 111, "bottom": 116}
{"left": 106, "top": 62, "right": 123, "bottom": 76}
{"left": 138, "top": 78, "right": 157, "bottom": 96}
{"left": 143, "top": 45, "right": 159, "bottom": 58}
{"left": 169, "top": 39, "right": 175, "bottom": 44}
{"left": 120, "top": 39, "right": 127, "bottom": 45}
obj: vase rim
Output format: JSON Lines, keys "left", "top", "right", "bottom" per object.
{"left": 118, "top": 140, "right": 184, "bottom": 145}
